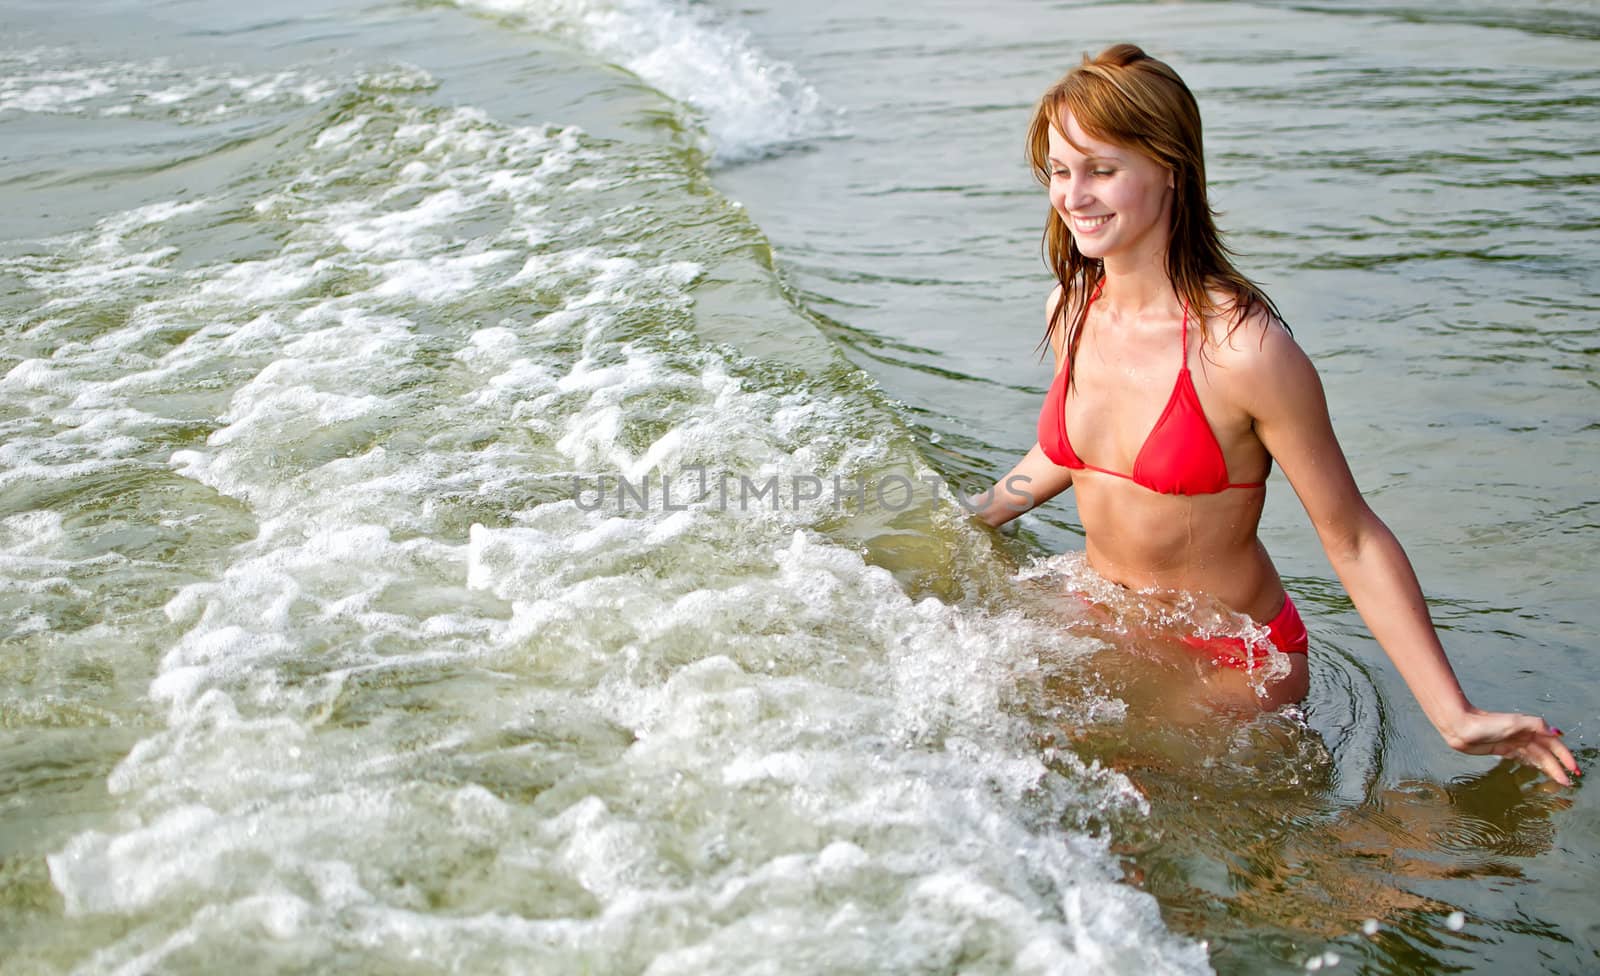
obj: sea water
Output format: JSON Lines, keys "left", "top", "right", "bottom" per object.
{"left": 2, "top": 1, "right": 1596, "bottom": 973}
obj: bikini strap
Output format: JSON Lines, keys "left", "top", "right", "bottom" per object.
{"left": 1178, "top": 300, "right": 1189, "bottom": 372}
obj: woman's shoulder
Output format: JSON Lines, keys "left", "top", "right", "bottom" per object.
{"left": 1199, "top": 285, "right": 1319, "bottom": 413}
{"left": 1044, "top": 280, "right": 1083, "bottom": 367}
{"left": 1202, "top": 285, "right": 1300, "bottom": 367}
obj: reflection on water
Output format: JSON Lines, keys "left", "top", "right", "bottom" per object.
{"left": 1008, "top": 557, "right": 1585, "bottom": 974}
{"left": 1130, "top": 743, "right": 1581, "bottom": 974}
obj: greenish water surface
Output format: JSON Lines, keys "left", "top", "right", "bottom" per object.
{"left": 1, "top": 0, "right": 1596, "bottom": 973}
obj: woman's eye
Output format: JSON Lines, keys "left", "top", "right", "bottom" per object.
{"left": 1093, "top": 169, "right": 1114, "bottom": 177}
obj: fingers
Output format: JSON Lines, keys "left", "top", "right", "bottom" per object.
{"left": 1546, "top": 733, "right": 1581, "bottom": 779}
{"left": 1511, "top": 712, "right": 1551, "bottom": 738}
{"left": 1514, "top": 733, "right": 1578, "bottom": 787}
{"left": 1524, "top": 718, "right": 1581, "bottom": 782}
{"left": 1523, "top": 740, "right": 1572, "bottom": 787}
{"left": 1457, "top": 712, "right": 1581, "bottom": 786}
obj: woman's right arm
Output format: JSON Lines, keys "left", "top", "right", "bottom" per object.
{"left": 968, "top": 284, "right": 1075, "bottom": 527}
{"left": 968, "top": 442, "right": 1073, "bottom": 527}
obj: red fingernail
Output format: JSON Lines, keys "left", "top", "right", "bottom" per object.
{"left": 1552, "top": 727, "right": 1563, "bottom": 736}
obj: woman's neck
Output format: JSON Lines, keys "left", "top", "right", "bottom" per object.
{"left": 1094, "top": 225, "right": 1184, "bottom": 316}
{"left": 1096, "top": 253, "right": 1178, "bottom": 322}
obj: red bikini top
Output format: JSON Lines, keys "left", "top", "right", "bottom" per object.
{"left": 1036, "top": 283, "right": 1266, "bottom": 495}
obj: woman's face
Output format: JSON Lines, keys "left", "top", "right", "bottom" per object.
{"left": 1046, "top": 112, "right": 1174, "bottom": 263}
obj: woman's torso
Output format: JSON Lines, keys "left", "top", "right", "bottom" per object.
{"left": 1047, "top": 286, "right": 1286, "bottom": 622}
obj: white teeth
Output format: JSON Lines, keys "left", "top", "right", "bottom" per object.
{"left": 1073, "top": 214, "right": 1112, "bottom": 230}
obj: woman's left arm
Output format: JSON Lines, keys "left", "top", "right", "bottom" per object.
{"left": 1234, "top": 319, "right": 1579, "bottom": 786}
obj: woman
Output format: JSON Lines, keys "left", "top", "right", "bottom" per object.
{"left": 973, "top": 43, "right": 1579, "bottom": 786}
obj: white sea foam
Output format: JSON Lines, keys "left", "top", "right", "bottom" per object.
{"left": 0, "top": 512, "right": 95, "bottom": 636}
{"left": 1019, "top": 550, "right": 1295, "bottom": 687}
{"left": 452, "top": 0, "right": 828, "bottom": 161}
{"left": 0, "top": 52, "right": 340, "bottom": 118}
{"left": 13, "top": 73, "right": 1199, "bottom": 972}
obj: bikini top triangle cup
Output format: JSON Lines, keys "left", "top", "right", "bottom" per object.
{"left": 1036, "top": 282, "right": 1267, "bottom": 495}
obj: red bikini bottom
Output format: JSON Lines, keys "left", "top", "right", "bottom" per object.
{"left": 1180, "top": 593, "right": 1310, "bottom": 671}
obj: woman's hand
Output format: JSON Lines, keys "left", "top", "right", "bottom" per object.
{"left": 1230, "top": 322, "right": 1581, "bottom": 789}
{"left": 1445, "top": 708, "right": 1581, "bottom": 786}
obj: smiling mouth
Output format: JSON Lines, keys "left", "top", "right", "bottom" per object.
{"left": 1072, "top": 214, "right": 1113, "bottom": 231}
